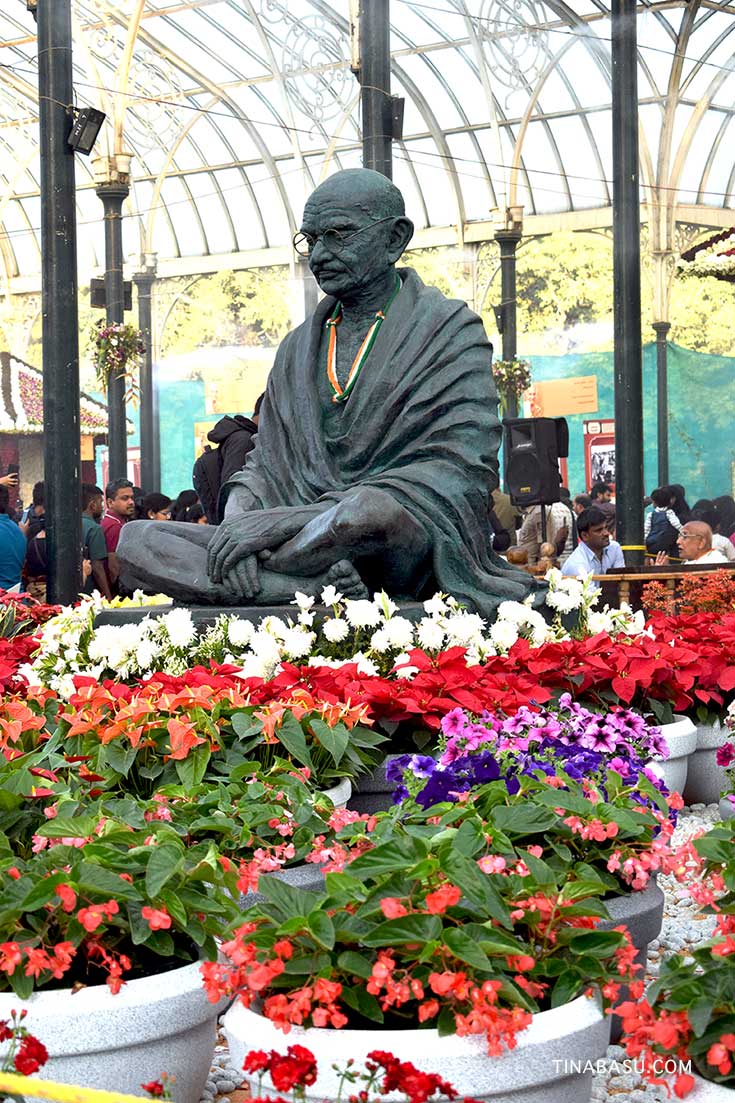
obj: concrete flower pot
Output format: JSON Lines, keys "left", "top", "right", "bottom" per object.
{"left": 688, "top": 1072, "right": 735, "bottom": 1099}
{"left": 347, "top": 756, "right": 405, "bottom": 813}
{"left": 0, "top": 959, "right": 227, "bottom": 1103}
{"left": 719, "top": 796, "right": 735, "bottom": 821}
{"left": 684, "top": 719, "right": 728, "bottom": 806}
{"left": 224, "top": 992, "right": 610, "bottom": 1103}
{"left": 320, "top": 776, "right": 352, "bottom": 810}
{"left": 597, "top": 878, "right": 664, "bottom": 1042}
{"left": 649, "top": 715, "right": 698, "bottom": 796}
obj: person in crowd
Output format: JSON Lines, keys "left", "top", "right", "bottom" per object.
{"left": 645, "top": 486, "right": 682, "bottom": 558}
{"left": 573, "top": 493, "right": 592, "bottom": 515}
{"left": 488, "top": 499, "right": 512, "bottom": 553}
{"left": 669, "top": 484, "right": 690, "bottom": 524}
{"left": 184, "top": 503, "right": 209, "bottom": 525}
{"left": 561, "top": 506, "right": 625, "bottom": 586}
{"left": 0, "top": 471, "right": 18, "bottom": 491}
{"left": 141, "top": 493, "right": 172, "bottom": 521}
{"left": 491, "top": 488, "right": 520, "bottom": 545}
{"left": 82, "top": 483, "right": 112, "bottom": 600}
{"left": 559, "top": 487, "right": 578, "bottom": 549}
{"left": 713, "top": 495, "right": 735, "bottom": 540}
{"left": 590, "top": 482, "right": 616, "bottom": 533}
{"left": 690, "top": 501, "right": 735, "bottom": 562}
{"left": 21, "top": 481, "right": 47, "bottom": 600}
{"left": 656, "top": 521, "right": 729, "bottom": 565}
{"left": 171, "top": 489, "right": 199, "bottom": 522}
{"left": 516, "top": 500, "right": 571, "bottom": 566}
{"left": 0, "top": 485, "right": 26, "bottom": 592}
{"left": 101, "top": 479, "right": 135, "bottom": 590}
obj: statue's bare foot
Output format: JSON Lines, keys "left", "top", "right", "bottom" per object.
{"left": 326, "top": 559, "right": 368, "bottom": 600}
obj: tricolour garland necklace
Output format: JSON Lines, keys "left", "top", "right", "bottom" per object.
{"left": 325, "top": 274, "right": 401, "bottom": 404}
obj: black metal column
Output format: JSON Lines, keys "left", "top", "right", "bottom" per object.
{"left": 495, "top": 227, "right": 522, "bottom": 419}
{"left": 37, "top": 0, "right": 82, "bottom": 604}
{"left": 133, "top": 263, "right": 158, "bottom": 492}
{"left": 653, "top": 321, "right": 670, "bottom": 486}
{"left": 612, "top": 0, "right": 644, "bottom": 563}
{"left": 96, "top": 180, "right": 129, "bottom": 480}
{"left": 360, "top": 0, "right": 392, "bottom": 178}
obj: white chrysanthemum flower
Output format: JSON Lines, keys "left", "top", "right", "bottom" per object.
{"left": 228, "top": 618, "right": 254, "bottom": 648}
{"left": 258, "top": 615, "right": 288, "bottom": 639}
{"left": 298, "top": 611, "right": 315, "bottom": 627}
{"left": 320, "top": 585, "right": 343, "bottom": 607}
{"left": 237, "top": 654, "right": 275, "bottom": 680}
{"left": 344, "top": 599, "right": 381, "bottom": 628}
{"left": 136, "top": 640, "right": 157, "bottom": 669}
{"left": 382, "top": 616, "right": 414, "bottom": 650}
{"left": 351, "top": 652, "right": 379, "bottom": 676}
{"left": 586, "top": 611, "right": 612, "bottom": 636}
{"left": 162, "top": 608, "right": 196, "bottom": 648}
{"left": 423, "top": 594, "right": 448, "bottom": 618}
{"left": 489, "top": 619, "right": 519, "bottom": 652}
{"left": 369, "top": 628, "right": 392, "bottom": 653}
{"left": 497, "top": 601, "right": 533, "bottom": 625}
{"left": 545, "top": 589, "right": 581, "bottom": 614}
{"left": 292, "top": 592, "right": 315, "bottom": 612}
{"left": 282, "top": 628, "right": 315, "bottom": 659}
{"left": 417, "top": 617, "right": 445, "bottom": 651}
{"left": 444, "top": 612, "right": 486, "bottom": 647}
{"left": 322, "top": 617, "right": 350, "bottom": 643}
{"left": 248, "top": 632, "right": 282, "bottom": 664}
{"left": 307, "top": 656, "right": 344, "bottom": 668}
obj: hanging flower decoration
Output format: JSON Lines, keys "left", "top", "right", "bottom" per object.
{"left": 91, "top": 320, "right": 145, "bottom": 404}
{"left": 492, "top": 358, "right": 532, "bottom": 402}
{"left": 677, "top": 227, "right": 735, "bottom": 282}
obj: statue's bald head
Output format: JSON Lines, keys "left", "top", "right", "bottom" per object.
{"left": 305, "top": 169, "right": 406, "bottom": 222}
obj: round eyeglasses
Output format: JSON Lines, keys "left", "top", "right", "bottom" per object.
{"left": 292, "top": 216, "right": 395, "bottom": 258}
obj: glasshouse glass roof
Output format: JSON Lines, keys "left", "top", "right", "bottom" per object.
{"left": 1, "top": 0, "right": 734, "bottom": 285}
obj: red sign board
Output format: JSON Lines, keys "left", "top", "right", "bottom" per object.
{"left": 583, "top": 420, "right": 615, "bottom": 493}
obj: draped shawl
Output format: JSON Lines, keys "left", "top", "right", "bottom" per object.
{"left": 223, "top": 267, "right": 535, "bottom": 615}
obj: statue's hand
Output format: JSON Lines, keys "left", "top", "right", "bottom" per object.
{"left": 221, "top": 554, "right": 261, "bottom": 600}
{"left": 207, "top": 519, "right": 262, "bottom": 590}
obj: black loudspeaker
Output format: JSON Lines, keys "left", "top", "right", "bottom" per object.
{"left": 503, "top": 417, "right": 569, "bottom": 506}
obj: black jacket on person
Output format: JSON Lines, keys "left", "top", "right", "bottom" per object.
{"left": 193, "top": 415, "right": 257, "bottom": 524}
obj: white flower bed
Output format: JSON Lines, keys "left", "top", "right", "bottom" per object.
{"left": 24, "top": 574, "right": 646, "bottom": 698}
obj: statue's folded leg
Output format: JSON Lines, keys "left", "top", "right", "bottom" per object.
{"left": 263, "top": 486, "right": 431, "bottom": 590}
{"left": 117, "top": 519, "right": 369, "bottom": 605}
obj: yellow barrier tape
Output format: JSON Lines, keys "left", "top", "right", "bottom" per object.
{"left": 0, "top": 1071, "right": 150, "bottom": 1103}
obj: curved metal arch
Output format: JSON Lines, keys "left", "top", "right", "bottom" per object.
{"left": 404, "top": 1, "right": 496, "bottom": 204}
{"left": 697, "top": 110, "right": 735, "bottom": 204}
{"left": 309, "top": 0, "right": 466, "bottom": 233}
{"left": 103, "top": 9, "right": 297, "bottom": 241}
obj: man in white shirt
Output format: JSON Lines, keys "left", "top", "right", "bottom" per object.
{"left": 561, "top": 507, "right": 625, "bottom": 588}
{"left": 656, "top": 521, "right": 729, "bottom": 566}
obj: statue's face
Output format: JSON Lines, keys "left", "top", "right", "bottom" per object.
{"left": 300, "top": 195, "right": 402, "bottom": 300}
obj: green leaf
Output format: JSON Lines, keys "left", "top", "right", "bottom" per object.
{"left": 284, "top": 953, "right": 331, "bottom": 975}
{"left": 308, "top": 718, "right": 349, "bottom": 767}
{"left": 437, "top": 851, "right": 511, "bottom": 928}
{"left": 175, "top": 744, "right": 211, "bottom": 789}
{"left": 443, "top": 927, "right": 493, "bottom": 972}
{"left": 146, "top": 845, "right": 184, "bottom": 898}
{"left": 307, "top": 910, "right": 335, "bottom": 950}
{"left": 22, "top": 871, "right": 67, "bottom": 911}
{"left": 159, "top": 889, "right": 189, "bottom": 928}
{"left": 565, "top": 930, "right": 625, "bottom": 957}
{"left": 339, "top": 985, "right": 384, "bottom": 1024}
{"left": 232, "top": 711, "right": 262, "bottom": 739}
{"left": 688, "top": 997, "right": 714, "bottom": 1036}
{"left": 273, "top": 712, "right": 314, "bottom": 770}
{"left": 257, "top": 875, "right": 322, "bottom": 921}
{"left": 37, "top": 814, "right": 98, "bottom": 838}
{"left": 348, "top": 838, "right": 426, "bottom": 879}
{"left": 437, "top": 1005, "right": 456, "bottom": 1037}
{"left": 361, "top": 913, "right": 442, "bottom": 947}
{"left": 77, "top": 861, "right": 140, "bottom": 898}
{"left": 100, "top": 741, "right": 138, "bottom": 777}
{"left": 492, "top": 804, "right": 558, "bottom": 836}
{"left": 337, "top": 951, "right": 374, "bottom": 979}
{"left": 452, "top": 817, "right": 486, "bottom": 858}
{"left": 551, "top": 970, "right": 582, "bottom": 1008}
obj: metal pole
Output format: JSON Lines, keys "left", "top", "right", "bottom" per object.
{"left": 37, "top": 0, "right": 82, "bottom": 604}
{"left": 96, "top": 180, "right": 129, "bottom": 480}
{"left": 133, "top": 262, "right": 157, "bottom": 491}
{"left": 612, "top": 0, "right": 644, "bottom": 564}
{"left": 495, "top": 227, "right": 522, "bottom": 419}
{"left": 360, "top": 0, "right": 392, "bottom": 178}
{"left": 653, "top": 321, "right": 670, "bottom": 486}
